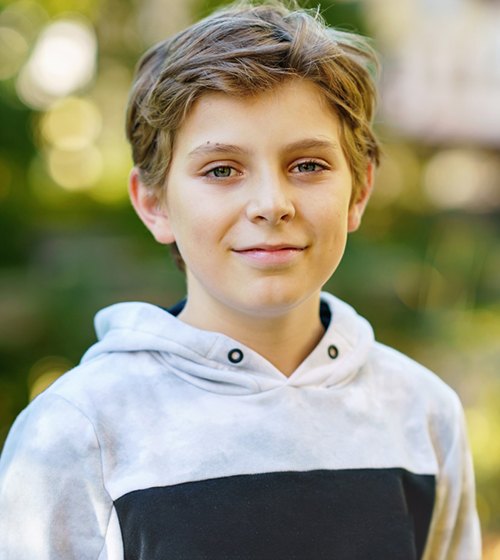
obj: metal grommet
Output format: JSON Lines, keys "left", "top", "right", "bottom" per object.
{"left": 327, "top": 344, "right": 339, "bottom": 359}
{"left": 228, "top": 348, "right": 244, "bottom": 364}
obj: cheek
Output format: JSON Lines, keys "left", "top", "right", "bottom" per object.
{"left": 312, "top": 199, "right": 348, "bottom": 235}
{"left": 170, "top": 200, "right": 226, "bottom": 261}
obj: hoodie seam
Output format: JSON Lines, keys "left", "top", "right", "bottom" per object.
{"left": 49, "top": 393, "right": 116, "bottom": 556}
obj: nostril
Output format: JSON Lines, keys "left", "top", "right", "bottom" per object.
{"left": 277, "top": 212, "right": 292, "bottom": 224}
{"left": 247, "top": 199, "right": 296, "bottom": 225}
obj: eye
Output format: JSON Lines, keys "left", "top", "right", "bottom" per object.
{"left": 292, "top": 160, "right": 327, "bottom": 173}
{"left": 205, "top": 165, "right": 237, "bottom": 178}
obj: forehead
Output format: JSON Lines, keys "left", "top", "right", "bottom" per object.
{"left": 173, "top": 79, "right": 343, "bottom": 152}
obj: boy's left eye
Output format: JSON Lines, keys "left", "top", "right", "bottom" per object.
{"left": 292, "top": 161, "right": 326, "bottom": 173}
{"left": 205, "top": 166, "right": 237, "bottom": 178}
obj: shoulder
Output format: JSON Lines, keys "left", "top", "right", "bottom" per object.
{"left": 3, "top": 357, "right": 113, "bottom": 453}
{"left": 38, "top": 353, "right": 129, "bottom": 408}
{"left": 16, "top": 350, "right": 164, "bottom": 433}
{"left": 366, "top": 342, "right": 465, "bottom": 458}
{"left": 1, "top": 351, "right": 159, "bottom": 467}
{"left": 324, "top": 292, "right": 464, "bottom": 436}
{"left": 0, "top": 371, "right": 116, "bottom": 559}
{"left": 0, "top": 388, "right": 103, "bottom": 485}
{"left": 369, "top": 340, "right": 460, "bottom": 406}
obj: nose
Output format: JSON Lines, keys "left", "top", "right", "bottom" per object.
{"left": 245, "top": 173, "right": 296, "bottom": 225}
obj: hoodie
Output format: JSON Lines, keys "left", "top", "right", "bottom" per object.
{"left": 0, "top": 291, "right": 481, "bottom": 559}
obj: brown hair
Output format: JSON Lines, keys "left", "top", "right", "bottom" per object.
{"left": 126, "top": 0, "right": 381, "bottom": 268}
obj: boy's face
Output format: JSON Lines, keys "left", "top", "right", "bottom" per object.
{"left": 131, "top": 79, "right": 372, "bottom": 320}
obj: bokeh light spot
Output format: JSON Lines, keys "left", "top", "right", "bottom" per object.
{"left": 89, "top": 141, "right": 131, "bottom": 204}
{"left": 0, "top": 1, "right": 49, "bottom": 48}
{"left": 424, "top": 149, "right": 500, "bottom": 211}
{"left": 41, "top": 96, "right": 102, "bottom": 150}
{"left": 28, "top": 355, "right": 72, "bottom": 401}
{"left": 48, "top": 145, "right": 103, "bottom": 191}
{"left": 0, "top": 26, "right": 29, "bottom": 79}
{"left": 466, "top": 406, "right": 500, "bottom": 477}
{"left": 16, "top": 17, "right": 97, "bottom": 109}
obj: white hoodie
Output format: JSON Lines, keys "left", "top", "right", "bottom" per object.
{"left": 0, "top": 292, "right": 481, "bottom": 559}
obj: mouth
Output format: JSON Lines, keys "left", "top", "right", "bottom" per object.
{"left": 232, "top": 244, "right": 306, "bottom": 266}
{"left": 234, "top": 244, "right": 306, "bottom": 252}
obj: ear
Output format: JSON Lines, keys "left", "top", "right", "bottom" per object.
{"left": 347, "top": 161, "right": 374, "bottom": 233}
{"left": 128, "top": 167, "right": 176, "bottom": 244}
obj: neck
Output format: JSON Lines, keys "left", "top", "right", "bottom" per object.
{"left": 177, "top": 292, "right": 325, "bottom": 376}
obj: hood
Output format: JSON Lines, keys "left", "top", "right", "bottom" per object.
{"left": 81, "top": 292, "right": 374, "bottom": 395}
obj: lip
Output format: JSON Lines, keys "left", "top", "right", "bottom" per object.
{"left": 234, "top": 243, "right": 306, "bottom": 251}
{"left": 232, "top": 244, "right": 306, "bottom": 266}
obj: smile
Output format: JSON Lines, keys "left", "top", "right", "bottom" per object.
{"left": 233, "top": 245, "right": 306, "bottom": 266}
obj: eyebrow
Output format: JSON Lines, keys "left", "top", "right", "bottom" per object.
{"left": 188, "top": 143, "right": 246, "bottom": 159}
{"left": 284, "top": 138, "right": 340, "bottom": 153}
{"left": 187, "top": 138, "right": 340, "bottom": 159}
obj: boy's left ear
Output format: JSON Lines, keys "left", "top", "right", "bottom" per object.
{"left": 347, "top": 162, "right": 374, "bottom": 233}
{"left": 128, "top": 167, "right": 176, "bottom": 245}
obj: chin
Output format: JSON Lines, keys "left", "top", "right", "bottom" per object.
{"left": 228, "top": 283, "right": 321, "bottom": 319}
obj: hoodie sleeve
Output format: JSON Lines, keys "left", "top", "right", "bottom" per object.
{"left": 422, "top": 394, "right": 482, "bottom": 560}
{"left": 0, "top": 393, "right": 118, "bottom": 560}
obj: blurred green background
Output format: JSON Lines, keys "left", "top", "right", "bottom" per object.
{"left": 0, "top": 0, "right": 499, "bottom": 555}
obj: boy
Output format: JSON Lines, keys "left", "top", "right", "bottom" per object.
{"left": 0, "top": 1, "right": 481, "bottom": 558}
